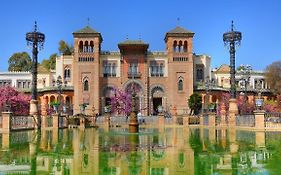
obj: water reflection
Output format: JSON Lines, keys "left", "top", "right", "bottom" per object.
{"left": 1, "top": 127, "right": 281, "bottom": 174}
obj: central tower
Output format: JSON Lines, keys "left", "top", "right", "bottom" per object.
{"left": 165, "top": 26, "right": 194, "bottom": 114}
{"left": 73, "top": 26, "right": 102, "bottom": 114}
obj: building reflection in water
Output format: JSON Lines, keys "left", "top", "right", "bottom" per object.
{"left": 1, "top": 127, "right": 281, "bottom": 174}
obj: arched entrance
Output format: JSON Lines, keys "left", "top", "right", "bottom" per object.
{"left": 151, "top": 86, "right": 165, "bottom": 115}
{"left": 102, "top": 86, "right": 115, "bottom": 113}
{"left": 125, "top": 82, "right": 143, "bottom": 113}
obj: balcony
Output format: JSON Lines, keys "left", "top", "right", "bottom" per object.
{"left": 128, "top": 72, "right": 141, "bottom": 79}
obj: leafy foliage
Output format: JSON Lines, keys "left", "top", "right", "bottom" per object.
{"left": 8, "top": 52, "right": 32, "bottom": 71}
{"left": 265, "top": 61, "right": 281, "bottom": 94}
{"left": 41, "top": 53, "right": 57, "bottom": 70}
{"left": 58, "top": 40, "right": 73, "bottom": 55}
{"left": 0, "top": 86, "right": 31, "bottom": 115}
{"left": 188, "top": 93, "right": 202, "bottom": 115}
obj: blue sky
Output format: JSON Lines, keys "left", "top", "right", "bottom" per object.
{"left": 0, "top": 0, "right": 280, "bottom": 71}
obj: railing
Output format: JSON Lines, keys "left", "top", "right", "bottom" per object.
{"left": 59, "top": 116, "right": 68, "bottom": 128}
{"left": 216, "top": 115, "right": 221, "bottom": 126}
{"left": 110, "top": 116, "right": 128, "bottom": 126}
{"left": 142, "top": 116, "right": 158, "bottom": 125}
{"left": 165, "top": 117, "right": 173, "bottom": 125}
{"left": 176, "top": 117, "right": 183, "bottom": 125}
{"left": 128, "top": 72, "right": 141, "bottom": 79}
{"left": 11, "top": 116, "right": 34, "bottom": 130}
{"left": 188, "top": 116, "right": 200, "bottom": 125}
{"left": 203, "top": 115, "right": 209, "bottom": 126}
{"left": 236, "top": 115, "right": 255, "bottom": 127}
{"left": 96, "top": 116, "right": 107, "bottom": 125}
{"left": 265, "top": 113, "right": 281, "bottom": 128}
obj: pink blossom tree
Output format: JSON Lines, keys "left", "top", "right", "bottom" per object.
{"left": 264, "top": 95, "right": 281, "bottom": 112}
{"left": 217, "top": 92, "right": 255, "bottom": 115}
{"left": 110, "top": 88, "right": 132, "bottom": 116}
{"left": 0, "top": 86, "right": 31, "bottom": 115}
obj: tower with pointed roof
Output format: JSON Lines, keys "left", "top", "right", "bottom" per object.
{"left": 72, "top": 25, "right": 102, "bottom": 114}
{"left": 165, "top": 26, "right": 195, "bottom": 113}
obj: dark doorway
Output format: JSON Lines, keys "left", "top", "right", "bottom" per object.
{"left": 105, "top": 97, "right": 111, "bottom": 106}
{"left": 153, "top": 98, "right": 162, "bottom": 115}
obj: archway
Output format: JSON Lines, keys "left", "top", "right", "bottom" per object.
{"left": 151, "top": 86, "right": 165, "bottom": 115}
{"left": 103, "top": 86, "right": 115, "bottom": 107}
{"left": 125, "top": 82, "right": 143, "bottom": 113}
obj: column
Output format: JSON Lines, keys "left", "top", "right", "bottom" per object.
{"left": 2, "top": 112, "right": 12, "bottom": 133}
{"left": 208, "top": 112, "right": 216, "bottom": 127}
{"left": 220, "top": 103, "right": 226, "bottom": 126}
{"left": 256, "top": 131, "right": 265, "bottom": 147}
{"left": 254, "top": 110, "right": 265, "bottom": 130}
{"left": 41, "top": 96, "right": 47, "bottom": 116}
{"left": 41, "top": 115, "right": 47, "bottom": 129}
{"left": 53, "top": 113, "right": 59, "bottom": 129}
{"left": 2, "top": 133, "right": 10, "bottom": 149}
{"left": 228, "top": 99, "right": 238, "bottom": 127}
{"left": 40, "top": 129, "right": 47, "bottom": 150}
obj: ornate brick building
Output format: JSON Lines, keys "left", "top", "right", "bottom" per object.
{"left": 71, "top": 25, "right": 211, "bottom": 115}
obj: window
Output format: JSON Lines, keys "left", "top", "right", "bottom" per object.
{"left": 178, "top": 79, "right": 183, "bottom": 91}
{"left": 150, "top": 61, "right": 164, "bottom": 77}
{"left": 17, "top": 81, "right": 21, "bottom": 88}
{"left": 129, "top": 63, "right": 138, "bottom": 74}
{"left": 64, "top": 68, "right": 71, "bottom": 79}
{"left": 103, "top": 62, "right": 117, "bottom": 77}
{"left": 196, "top": 68, "right": 203, "bottom": 81}
{"left": 83, "top": 80, "right": 89, "bottom": 91}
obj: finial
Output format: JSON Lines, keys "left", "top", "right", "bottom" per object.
{"left": 231, "top": 20, "right": 234, "bottom": 31}
{"left": 138, "top": 33, "right": 141, "bottom": 40}
{"left": 126, "top": 34, "right": 128, "bottom": 40}
{"left": 87, "top": 17, "right": 90, "bottom": 26}
{"left": 34, "top": 21, "right": 37, "bottom": 32}
{"left": 177, "top": 17, "right": 180, "bottom": 26}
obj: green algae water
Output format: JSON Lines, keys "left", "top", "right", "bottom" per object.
{"left": 0, "top": 127, "right": 281, "bottom": 175}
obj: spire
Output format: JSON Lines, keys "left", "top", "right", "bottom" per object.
{"left": 177, "top": 17, "right": 180, "bottom": 26}
{"left": 87, "top": 17, "right": 90, "bottom": 27}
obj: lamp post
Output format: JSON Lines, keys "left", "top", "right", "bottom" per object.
{"left": 223, "top": 21, "right": 242, "bottom": 99}
{"left": 56, "top": 75, "right": 62, "bottom": 115}
{"left": 26, "top": 21, "right": 45, "bottom": 129}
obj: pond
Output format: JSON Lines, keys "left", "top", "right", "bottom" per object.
{"left": 1, "top": 127, "right": 281, "bottom": 175}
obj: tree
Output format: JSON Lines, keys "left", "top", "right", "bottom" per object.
{"left": 41, "top": 53, "right": 57, "bottom": 70}
{"left": 110, "top": 88, "right": 132, "bottom": 116}
{"left": 265, "top": 61, "right": 281, "bottom": 94}
{"left": 8, "top": 52, "right": 32, "bottom": 71}
{"left": 0, "top": 86, "right": 31, "bottom": 115}
{"left": 188, "top": 93, "right": 202, "bottom": 115}
{"left": 58, "top": 40, "right": 73, "bottom": 55}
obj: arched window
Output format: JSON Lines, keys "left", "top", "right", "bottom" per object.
{"left": 173, "top": 40, "right": 177, "bottom": 52}
{"left": 178, "top": 79, "right": 183, "bottom": 91}
{"left": 84, "top": 41, "right": 89, "bottom": 52}
{"left": 184, "top": 41, "right": 188, "bottom": 52}
{"left": 64, "top": 67, "right": 71, "bottom": 79}
{"left": 83, "top": 79, "right": 89, "bottom": 91}
{"left": 79, "top": 41, "right": 83, "bottom": 52}
{"left": 90, "top": 41, "right": 94, "bottom": 52}
{"left": 179, "top": 41, "right": 183, "bottom": 52}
